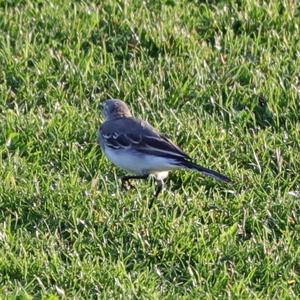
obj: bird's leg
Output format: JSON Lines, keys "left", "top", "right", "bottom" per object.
{"left": 155, "top": 179, "right": 164, "bottom": 197}
{"left": 149, "top": 179, "right": 164, "bottom": 208}
{"left": 121, "top": 175, "right": 149, "bottom": 190}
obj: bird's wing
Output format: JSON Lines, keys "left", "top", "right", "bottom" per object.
{"left": 99, "top": 118, "right": 190, "bottom": 160}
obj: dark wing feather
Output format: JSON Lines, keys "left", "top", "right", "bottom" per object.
{"left": 99, "top": 117, "right": 190, "bottom": 160}
{"left": 102, "top": 132, "right": 131, "bottom": 149}
{"left": 137, "top": 134, "right": 190, "bottom": 160}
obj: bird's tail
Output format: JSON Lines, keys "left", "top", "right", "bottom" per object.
{"left": 181, "top": 160, "right": 232, "bottom": 183}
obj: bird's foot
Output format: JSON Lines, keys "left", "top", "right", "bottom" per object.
{"left": 121, "top": 178, "right": 135, "bottom": 190}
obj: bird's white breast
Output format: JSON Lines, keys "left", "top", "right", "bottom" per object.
{"left": 104, "top": 147, "right": 178, "bottom": 175}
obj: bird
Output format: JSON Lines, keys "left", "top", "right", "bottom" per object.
{"left": 98, "top": 99, "right": 232, "bottom": 207}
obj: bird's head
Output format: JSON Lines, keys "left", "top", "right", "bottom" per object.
{"left": 101, "top": 99, "right": 132, "bottom": 121}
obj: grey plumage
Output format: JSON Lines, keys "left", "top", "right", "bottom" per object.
{"left": 99, "top": 117, "right": 189, "bottom": 160}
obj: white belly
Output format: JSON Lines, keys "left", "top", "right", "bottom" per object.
{"left": 104, "top": 147, "right": 178, "bottom": 175}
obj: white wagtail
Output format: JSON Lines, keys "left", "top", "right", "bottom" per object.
{"left": 98, "top": 99, "right": 232, "bottom": 205}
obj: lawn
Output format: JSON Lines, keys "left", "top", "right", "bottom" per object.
{"left": 0, "top": 0, "right": 300, "bottom": 298}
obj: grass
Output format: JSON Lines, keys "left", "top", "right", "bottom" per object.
{"left": 0, "top": 0, "right": 300, "bottom": 298}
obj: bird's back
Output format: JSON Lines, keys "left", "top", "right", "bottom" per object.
{"left": 100, "top": 117, "right": 159, "bottom": 137}
{"left": 99, "top": 117, "right": 190, "bottom": 160}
